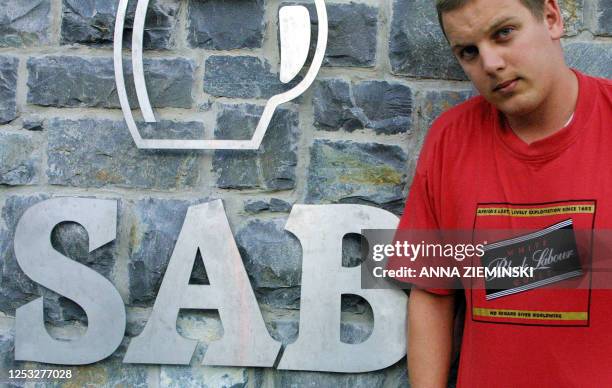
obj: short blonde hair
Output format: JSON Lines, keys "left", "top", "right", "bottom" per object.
{"left": 436, "top": 0, "right": 546, "bottom": 35}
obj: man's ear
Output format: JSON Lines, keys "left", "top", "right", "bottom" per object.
{"left": 543, "top": 0, "right": 565, "bottom": 40}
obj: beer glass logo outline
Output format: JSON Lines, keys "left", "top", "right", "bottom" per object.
{"left": 113, "top": 0, "right": 328, "bottom": 150}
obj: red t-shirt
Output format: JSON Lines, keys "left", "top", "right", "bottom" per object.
{"left": 392, "top": 70, "right": 612, "bottom": 387}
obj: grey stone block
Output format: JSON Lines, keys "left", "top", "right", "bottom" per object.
{"left": 389, "top": 0, "right": 466, "bottom": 80}
{"left": 0, "top": 194, "right": 117, "bottom": 325}
{"left": 235, "top": 218, "right": 302, "bottom": 289}
{"left": 204, "top": 56, "right": 299, "bottom": 99}
{"left": 244, "top": 200, "right": 270, "bottom": 213}
{"left": 269, "top": 198, "right": 292, "bottom": 212}
{"left": 188, "top": 0, "right": 264, "bottom": 50}
{"left": 61, "top": 0, "right": 180, "bottom": 49}
{"left": 314, "top": 79, "right": 413, "bottom": 134}
{"left": 564, "top": 41, "right": 612, "bottom": 79}
{"left": 213, "top": 104, "right": 298, "bottom": 190}
{"left": 306, "top": 140, "right": 408, "bottom": 214}
{"left": 313, "top": 79, "right": 361, "bottom": 132}
{"left": 23, "top": 119, "right": 43, "bottom": 131}
{"left": 0, "top": 57, "right": 18, "bottom": 124}
{"left": 0, "top": 0, "right": 50, "bottom": 47}
{"left": 0, "top": 132, "right": 40, "bottom": 185}
{"left": 593, "top": 0, "right": 612, "bottom": 36}
{"left": 0, "top": 194, "right": 48, "bottom": 316}
{"left": 244, "top": 198, "right": 293, "bottom": 214}
{"left": 46, "top": 119, "right": 201, "bottom": 189}
{"left": 297, "top": 2, "right": 378, "bottom": 67}
{"left": 128, "top": 198, "right": 211, "bottom": 305}
{"left": 27, "top": 56, "right": 194, "bottom": 109}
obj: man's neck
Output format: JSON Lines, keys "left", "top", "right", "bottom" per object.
{"left": 505, "top": 68, "right": 579, "bottom": 144}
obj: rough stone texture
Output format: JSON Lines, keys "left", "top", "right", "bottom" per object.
{"left": 127, "top": 198, "right": 188, "bottom": 305}
{"left": 0, "top": 195, "right": 49, "bottom": 316}
{"left": 564, "top": 42, "right": 612, "bottom": 79}
{"left": 127, "top": 198, "right": 210, "bottom": 305}
{"left": 297, "top": 2, "right": 378, "bottom": 67}
{"left": 46, "top": 119, "right": 201, "bottom": 189}
{"left": 0, "top": 132, "right": 40, "bottom": 186}
{"left": 274, "top": 369, "right": 387, "bottom": 388}
{"left": 27, "top": 56, "right": 195, "bottom": 109}
{"left": 244, "top": 198, "right": 292, "bottom": 213}
{"left": 389, "top": 0, "right": 466, "bottom": 80}
{"left": 162, "top": 366, "right": 248, "bottom": 388}
{"left": 0, "top": 0, "right": 51, "bottom": 47}
{"left": 593, "top": 0, "right": 612, "bottom": 36}
{"left": 0, "top": 57, "right": 18, "bottom": 124}
{"left": 61, "top": 0, "right": 180, "bottom": 49}
{"left": 213, "top": 104, "right": 299, "bottom": 190}
{"left": 314, "top": 79, "right": 413, "bottom": 134}
{"left": 204, "top": 56, "right": 300, "bottom": 99}
{"left": 306, "top": 140, "right": 408, "bottom": 214}
{"left": 0, "top": 194, "right": 117, "bottom": 324}
{"left": 235, "top": 218, "right": 302, "bottom": 309}
{"left": 559, "top": 0, "right": 584, "bottom": 36}
{"left": 188, "top": 0, "right": 264, "bottom": 50}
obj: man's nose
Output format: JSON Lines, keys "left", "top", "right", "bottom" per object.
{"left": 480, "top": 45, "right": 506, "bottom": 75}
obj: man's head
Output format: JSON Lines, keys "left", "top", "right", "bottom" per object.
{"left": 437, "top": 0, "right": 568, "bottom": 118}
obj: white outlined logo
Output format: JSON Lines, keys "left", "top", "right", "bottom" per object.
{"left": 113, "top": 0, "right": 328, "bottom": 150}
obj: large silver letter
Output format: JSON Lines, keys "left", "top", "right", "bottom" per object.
{"left": 14, "top": 198, "right": 124, "bottom": 365}
{"left": 278, "top": 205, "right": 407, "bottom": 372}
{"left": 124, "top": 200, "right": 280, "bottom": 366}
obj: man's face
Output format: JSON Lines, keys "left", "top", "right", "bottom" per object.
{"left": 442, "top": 0, "right": 563, "bottom": 117}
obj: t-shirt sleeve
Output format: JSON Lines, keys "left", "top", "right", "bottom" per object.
{"left": 386, "top": 128, "right": 457, "bottom": 295}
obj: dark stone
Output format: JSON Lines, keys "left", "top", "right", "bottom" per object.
{"left": 564, "top": 41, "right": 612, "bottom": 79}
{"left": 61, "top": 0, "right": 179, "bottom": 49}
{"left": 313, "top": 79, "right": 362, "bottom": 132}
{"left": 235, "top": 218, "right": 302, "bottom": 308}
{"left": 314, "top": 79, "right": 413, "bottom": 134}
{"left": 269, "top": 198, "right": 292, "bottom": 212}
{"left": 244, "top": 200, "right": 270, "bottom": 213}
{"left": 297, "top": 2, "right": 378, "bottom": 67}
{"left": 188, "top": 0, "right": 264, "bottom": 49}
{"left": 0, "top": 0, "right": 51, "bottom": 47}
{"left": 0, "top": 57, "right": 18, "bottom": 124}
{"left": 352, "top": 81, "right": 412, "bottom": 134}
{"left": 0, "top": 132, "right": 40, "bottom": 185}
{"left": 213, "top": 104, "right": 299, "bottom": 191}
{"left": 594, "top": 0, "right": 612, "bottom": 36}
{"left": 204, "top": 56, "right": 300, "bottom": 99}
{"left": 0, "top": 194, "right": 49, "bottom": 316}
{"left": 127, "top": 198, "right": 193, "bottom": 305}
{"left": 27, "top": 56, "right": 194, "bottom": 109}
{"left": 46, "top": 119, "right": 201, "bottom": 190}
{"left": 389, "top": 0, "right": 466, "bottom": 80}
{"left": 23, "top": 119, "right": 44, "bottom": 131}
{"left": 306, "top": 140, "right": 408, "bottom": 214}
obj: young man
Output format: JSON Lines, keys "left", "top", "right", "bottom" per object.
{"left": 393, "top": 0, "right": 612, "bottom": 386}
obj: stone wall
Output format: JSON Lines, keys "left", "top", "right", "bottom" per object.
{"left": 0, "top": 0, "right": 610, "bottom": 386}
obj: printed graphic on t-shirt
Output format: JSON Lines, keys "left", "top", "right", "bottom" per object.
{"left": 471, "top": 200, "right": 595, "bottom": 326}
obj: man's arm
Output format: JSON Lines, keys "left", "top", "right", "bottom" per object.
{"left": 408, "top": 288, "right": 455, "bottom": 388}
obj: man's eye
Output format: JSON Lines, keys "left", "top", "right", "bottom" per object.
{"left": 460, "top": 46, "right": 479, "bottom": 60}
{"left": 495, "top": 27, "right": 514, "bottom": 40}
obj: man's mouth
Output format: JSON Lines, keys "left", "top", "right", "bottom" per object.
{"left": 493, "top": 78, "right": 520, "bottom": 93}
